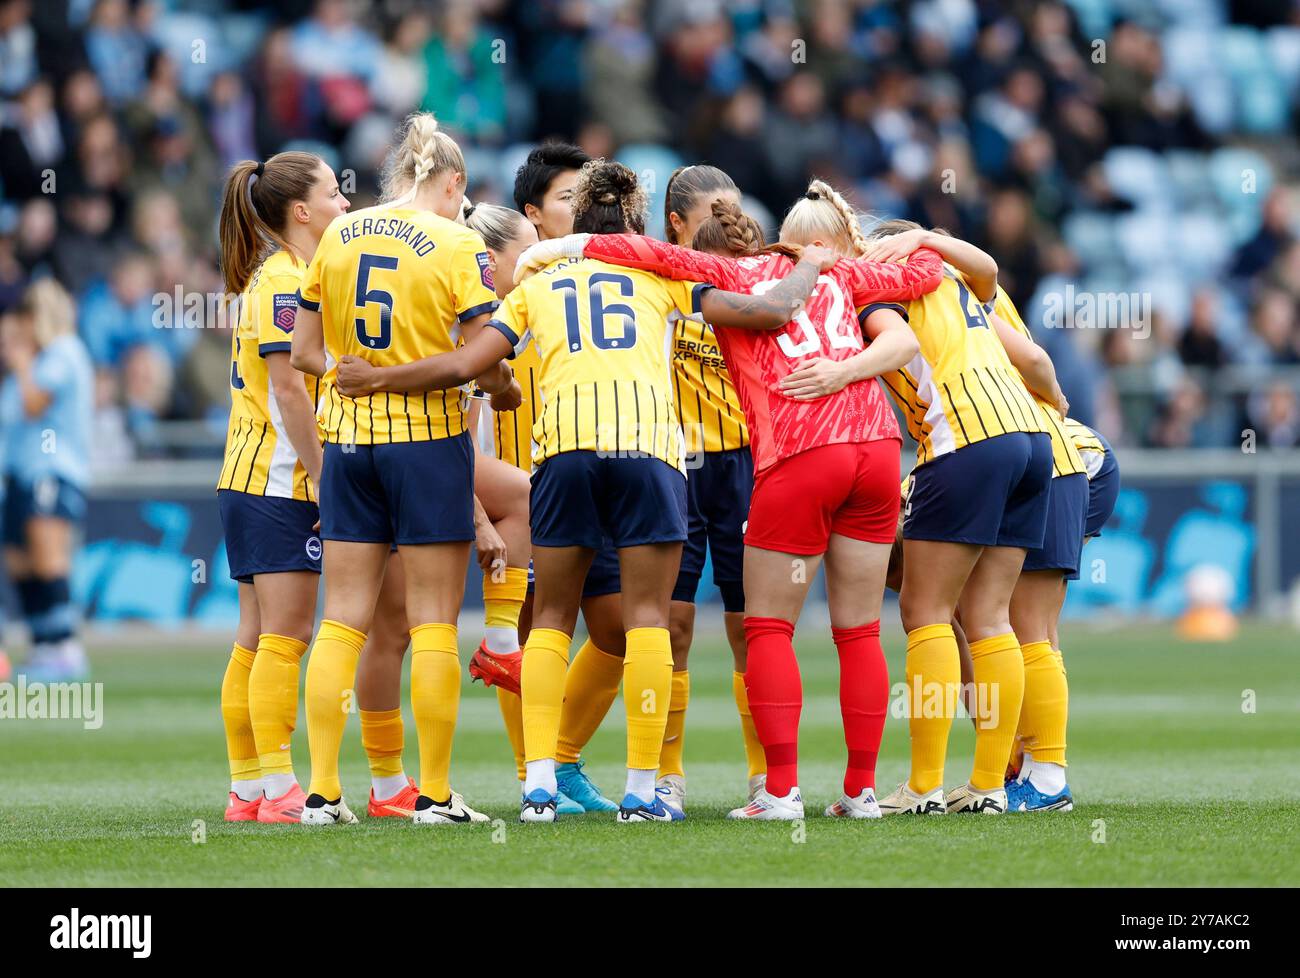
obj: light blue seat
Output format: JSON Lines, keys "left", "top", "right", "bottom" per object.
{"left": 614, "top": 144, "right": 684, "bottom": 241}
{"left": 1102, "top": 147, "right": 1170, "bottom": 208}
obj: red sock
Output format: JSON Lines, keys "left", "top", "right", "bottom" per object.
{"left": 832, "top": 620, "right": 889, "bottom": 797}
{"left": 743, "top": 616, "right": 801, "bottom": 797}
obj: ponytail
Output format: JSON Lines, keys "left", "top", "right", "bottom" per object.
{"left": 218, "top": 151, "right": 323, "bottom": 294}
{"left": 779, "top": 178, "right": 869, "bottom": 257}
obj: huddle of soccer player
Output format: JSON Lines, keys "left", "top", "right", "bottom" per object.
{"left": 216, "top": 111, "right": 1120, "bottom": 826}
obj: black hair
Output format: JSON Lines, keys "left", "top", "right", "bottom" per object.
{"left": 570, "top": 160, "right": 647, "bottom": 235}
{"left": 512, "top": 141, "right": 591, "bottom": 214}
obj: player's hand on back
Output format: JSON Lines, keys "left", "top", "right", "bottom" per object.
{"left": 335, "top": 355, "right": 377, "bottom": 398}
{"left": 860, "top": 228, "right": 929, "bottom": 264}
{"left": 490, "top": 378, "right": 523, "bottom": 413}
{"left": 779, "top": 357, "right": 851, "bottom": 400}
{"left": 799, "top": 244, "right": 839, "bottom": 272}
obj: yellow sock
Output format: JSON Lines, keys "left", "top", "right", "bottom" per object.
{"left": 555, "top": 639, "right": 623, "bottom": 764}
{"left": 304, "top": 620, "right": 365, "bottom": 800}
{"left": 249, "top": 633, "right": 307, "bottom": 777}
{"left": 732, "top": 671, "right": 766, "bottom": 778}
{"left": 483, "top": 566, "right": 528, "bottom": 632}
{"left": 409, "top": 622, "right": 460, "bottom": 802}
{"left": 496, "top": 687, "right": 527, "bottom": 781}
{"left": 658, "top": 670, "right": 690, "bottom": 777}
{"left": 906, "top": 623, "right": 961, "bottom": 795}
{"left": 221, "top": 643, "right": 259, "bottom": 782}
{"left": 360, "top": 708, "right": 404, "bottom": 779}
{"left": 968, "top": 632, "right": 1025, "bottom": 791}
{"left": 522, "top": 627, "right": 572, "bottom": 762}
{"left": 624, "top": 627, "right": 673, "bottom": 771}
{"left": 1020, "top": 641, "right": 1068, "bottom": 767}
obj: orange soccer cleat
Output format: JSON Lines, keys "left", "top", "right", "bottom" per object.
{"left": 467, "top": 641, "right": 522, "bottom": 696}
{"left": 224, "top": 791, "right": 262, "bottom": 822}
{"left": 256, "top": 783, "right": 308, "bottom": 824}
{"left": 368, "top": 777, "right": 421, "bottom": 818}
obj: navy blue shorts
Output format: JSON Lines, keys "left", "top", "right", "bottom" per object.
{"left": 1022, "top": 473, "right": 1089, "bottom": 579}
{"left": 673, "top": 447, "right": 752, "bottom": 612}
{"left": 1085, "top": 438, "right": 1120, "bottom": 538}
{"left": 218, "top": 490, "right": 322, "bottom": 583}
{"left": 3, "top": 475, "right": 87, "bottom": 545}
{"left": 904, "top": 432, "right": 1052, "bottom": 549}
{"left": 583, "top": 542, "right": 622, "bottom": 598}
{"left": 531, "top": 451, "right": 687, "bottom": 551}
{"left": 319, "top": 434, "right": 475, "bottom": 545}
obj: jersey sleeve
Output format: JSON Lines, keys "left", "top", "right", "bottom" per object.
{"left": 838, "top": 246, "right": 944, "bottom": 305}
{"left": 33, "top": 346, "right": 74, "bottom": 396}
{"left": 485, "top": 287, "right": 531, "bottom": 360}
{"left": 450, "top": 231, "right": 501, "bottom": 323}
{"left": 297, "top": 244, "right": 325, "bottom": 312}
{"left": 583, "top": 234, "right": 741, "bottom": 291}
{"left": 665, "top": 278, "right": 713, "bottom": 319}
{"left": 258, "top": 273, "right": 304, "bottom": 356}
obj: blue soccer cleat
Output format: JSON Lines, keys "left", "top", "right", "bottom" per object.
{"left": 615, "top": 793, "right": 683, "bottom": 824}
{"left": 555, "top": 760, "right": 617, "bottom": 812}
{"left": 556, "top": 790, "right": 584, "bottom": 815}
{"left": 1006, "top": 777, "right": 1074, "bottom": 813}
{"left": 519, "top": 788, "right": 559, "bottom": 823}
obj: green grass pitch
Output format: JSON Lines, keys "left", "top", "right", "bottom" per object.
{"left": 1, "top": 621, "right": 1296, "bottom": 887}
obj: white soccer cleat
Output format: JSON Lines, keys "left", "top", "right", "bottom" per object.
{"left": 300, "top": 794, "right": 360, "bottom": 825}
{"left": 413, "top": 791, "right": 490, "bottom": 825}
{"left": 945, "top": 782, "right": 1007, "bottom": 815}
{"left": 825, "top": 788, "right": 881, "bottom": 819}
{"left": 655, "top": 774, "right": 686, "bottom": 817}
{"left": 747, "top": 773, "right": 767, "bottom": 802}
{"left": 878, "top": 781, "right": 946, "bottom": 816}
{"left": 727, "top": 785, "right": 804, "bottom": 821}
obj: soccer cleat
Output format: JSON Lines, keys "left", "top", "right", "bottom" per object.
{"left": 519, "top": 788, "right": 559, "bottom": 823}
{"left": 299, "top": 792, "right": 360, "bottom": 825}
{"left": 368, "top": 777, "right": 421, "bottom": 818}
{"left": 878, "top": 782, "right": 946, "bottom": 816}
{"left": 555, "top": 759, "right": 617, "bottom": 811}
{"left": 519, "top": 780, "right": 583, "bottom": 815}
{"left": 727, "top": 786, "right": 804, "bottom": 821}
{"left": 747, "top": 773, "right": 767, "bottom": 802}
{"left": 224, "top": 792, "right": 261, "bottom": 822}
{"left": 616, "top": 793, "right": 683, "bottom": 823}
{"left": 1006, "top": 778, "right": 1074, "bottom": 813}
{"left": 945, "top": 783, "right": 1007, "bottom": 815}
{"left": 468, "top": 641, "right": 522, "bottom": 696}
{"left": 413, "top": 791, "right": 489, "bottom": 825}
{"left": 825, "top": 788, "right": 881, "bottom": 819}
{"left": 655, "top": 773, "right": 686, "bottom": 818}
{"left": 257, "top": 783, "right": 309, "bottom": 824}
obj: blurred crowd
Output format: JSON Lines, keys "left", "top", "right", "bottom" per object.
{"left": 2, "top": 0, "right": 1300, "bottom": 472}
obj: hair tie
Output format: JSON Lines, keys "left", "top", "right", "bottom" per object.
{"left": 464, "top": 202, "right": 477, "bottom": 219}
{"left": 805, "top": 189, "right": 820, "bottom": 200}
{"left": 254, "top": 162, "right": 265, "bottom": 178}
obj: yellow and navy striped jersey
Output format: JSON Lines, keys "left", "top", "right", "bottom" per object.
{"left": 986, "top": 286, "right": 1085, "bottom": 479}
{"left": 867, "top": 268, "right": 1046, "bottom": 467}
{"left": 480, "top": 337, "right": 541, "bottom": 472}
{"left": 298, "top": 205, "right": 499, "bottom": 445}
{"left": 1064, "top": 417, "right": 1108, "bottom": 479}
{"left": 488, "top": 256, "right": 706, "bottom": 473}
{"left": 671, "top": 312, "right": 748, "bottom": 454}
{"left": 218, "top": 250, "right": 320, "bottom": 500}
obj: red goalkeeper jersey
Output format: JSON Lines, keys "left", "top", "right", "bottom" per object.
{"left": 581, "top": 235, "right": 943, "bottom": 472}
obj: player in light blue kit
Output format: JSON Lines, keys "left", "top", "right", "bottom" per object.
{"left": 1, "top": 280, "right": 94, "bottom": 681}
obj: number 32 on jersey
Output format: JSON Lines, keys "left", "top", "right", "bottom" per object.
{"left": 752, "top": 276, "right": 858, "bottom": 358}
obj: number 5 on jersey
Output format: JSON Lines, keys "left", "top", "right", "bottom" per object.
{"left": 356, "top": 253, "right": 399, "bottom": 350}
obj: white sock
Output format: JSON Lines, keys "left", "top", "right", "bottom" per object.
{"left": 1029, "top": 761, "right": 1067, "bottom": 795}
{"left": 524, "top": 759, "right": 556, "bottom": 797}
{"left": 262, "top": 773, "right": 297, "bottom": 800}
{"left": 231, "top": 778, "right": 261, "bottom": 802}
{"left": 625, "top": 767, "right": 656, "bottom": 805}
{"left": 1018, "top": 750, "right": 1034, "bottom": 783}
{"left": 484, "top": 626, "right": 519, "bottom": 655}
{"left": 372, "top": 773, "right": 408, "bottom": 799}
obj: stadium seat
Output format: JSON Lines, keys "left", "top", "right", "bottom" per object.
{"left": 1266, "top": 26, "right": 1300, "bottom": 91}
{"left": 1102, "top": 147, "right": 1170, "bottom": 209}
{"left": 613, "top": 144, "right": 684, "bottom": 240}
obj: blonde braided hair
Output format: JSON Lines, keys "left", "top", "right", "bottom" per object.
{"left": 779, "top": 178, "right": 869, "bottom": 257}
{"left": 381, "top": 112, "right": 466, "bottom": 204}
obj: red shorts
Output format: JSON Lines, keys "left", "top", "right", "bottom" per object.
{"left": 745, "top": 440, "right": 901, "bottom": 555}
